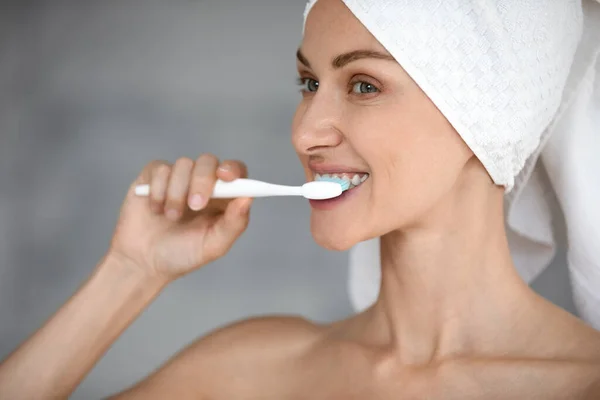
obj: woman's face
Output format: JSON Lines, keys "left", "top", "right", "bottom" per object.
{"left": 292, "top": 0, "right": 474, "bottom": 251}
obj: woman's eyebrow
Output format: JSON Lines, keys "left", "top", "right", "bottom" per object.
{"left": 296, "top": 49, "right": 312, "bottom": 68}
{"left": 296, "top": 48, "right": 395, "bottom": 69}
{"left": 332, "top": 50, "right": 396, "bottom": 68}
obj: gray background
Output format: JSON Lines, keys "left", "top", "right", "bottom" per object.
{"left": 0, "top": 1, "right": 575, "bottom": 398}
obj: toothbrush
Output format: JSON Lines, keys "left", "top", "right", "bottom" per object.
{"left": 134, "top": 177, "right": 350, "bottom": 200}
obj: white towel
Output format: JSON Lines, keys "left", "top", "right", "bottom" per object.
{"left": 303, "top": 0, "right": 600, "bottom": 328}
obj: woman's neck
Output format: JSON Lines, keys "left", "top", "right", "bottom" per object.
{"left": 370, "top": 181, "right": 540, "bottom": 364}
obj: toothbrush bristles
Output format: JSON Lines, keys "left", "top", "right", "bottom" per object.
{"left": 318, "top": 177, "right": 350, "bottom": 192}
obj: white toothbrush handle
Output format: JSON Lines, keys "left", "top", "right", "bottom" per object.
{"left": 134, "top": 179, "right": 303, "bottom": 198}
{"left": 211, "top": 179, "right": 302, "bottom": 198}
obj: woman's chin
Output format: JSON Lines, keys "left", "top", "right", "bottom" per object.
{"left": 310, "top": 220, "right": 360, "bottom": 251}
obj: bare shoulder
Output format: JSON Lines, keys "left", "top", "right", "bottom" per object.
{"left": 579, "top": 326, "right": 600, "bottom": 359}
{"left": 432, "top": 357, "right": 600, "bottom": 400}
{"left": 184, "top": 314, "right": 325, "bottom": 371}
{"left": 431, "top": 310, "right": 600, "bottom": 399}
{"left": 546, "top": 308, "right": 600, "bottom": 360}
{"left": 110, "top": 315, "right": 325, "bottom": 399}
{"left": 199, "top": 314, "right": 324, "bottom": 346}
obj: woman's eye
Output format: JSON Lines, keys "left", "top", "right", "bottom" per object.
{"left": 351, "top": 81, "right": 379, "bottom": 94}
{"left": 297, "top": 78, "right": 319, "bottom": 92}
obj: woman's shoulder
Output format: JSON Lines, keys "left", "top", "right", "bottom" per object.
{"left": 543, "top": 308, "right": 600, "bottom": 361}
{"left": 177, "top": 314, "right": 327, "bottom": 368}
{"left": 432, "top": 357, "right": 600, "bottom": 400}
{"left": 196, "top": 314, "right": 326, "bottom": 353}
{"left": 112, "top": 315, "right": 328, "bottom": 399}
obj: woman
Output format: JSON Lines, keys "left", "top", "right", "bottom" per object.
{"left": 1, "top": 0, "right": 599, "bottom": 398}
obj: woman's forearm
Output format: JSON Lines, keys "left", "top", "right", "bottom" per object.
{"left": 0, "top": 255, "right": 166, "bottom": 399}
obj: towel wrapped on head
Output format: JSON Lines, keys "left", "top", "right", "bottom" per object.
{"left": 303, "top": 0, "right": 600, "bottom": 328}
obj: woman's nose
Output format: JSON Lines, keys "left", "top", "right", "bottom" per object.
{"left": 292, "top": 96, "right": 343, "bottom": 154}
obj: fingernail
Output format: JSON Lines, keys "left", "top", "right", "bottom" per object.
{"left": 189, "top": 194, "right": 204, "bottom": 210}
{"left": 218, "top": 164, "right": 231, "bottom": 172}
{"left": 166, "top": 209, "right": 180, "bottom": 221}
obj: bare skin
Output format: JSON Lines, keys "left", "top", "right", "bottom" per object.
{"left": 0, "top": 0, "right": 599, "bottom": 399}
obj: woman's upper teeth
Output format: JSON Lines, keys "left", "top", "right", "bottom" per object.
{"left": 314, "top": 173, "right": 369, "bottom": 187}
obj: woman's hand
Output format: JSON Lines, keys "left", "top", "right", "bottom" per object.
{"left": 108, "top": 154, "right": 253, "bottom": 283}
{"left": 0, "top": 154, "right": 252, "bottom": 400}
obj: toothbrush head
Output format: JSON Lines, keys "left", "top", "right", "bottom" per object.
{"left": 301, "top": 178, "right": 350, "bottom": 200}
{"left": 316, "top": 176, "right": 351, "bottom": 192}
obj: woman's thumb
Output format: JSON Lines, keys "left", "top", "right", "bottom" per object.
{"left": 203, "top": 197, "right": 252, "bottom": 257}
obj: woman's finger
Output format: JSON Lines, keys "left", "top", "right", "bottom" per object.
{"left": 216, "top": 160, "right": 249, "bottom": 181}
{"left": 188, "top": 154, "right": 219, "bottom": 211}
{"left": 148, "top": 162, "right": 172, "bottom": 214}
{"left": 164, "top": 157, "right": 195, "bottom": 221}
